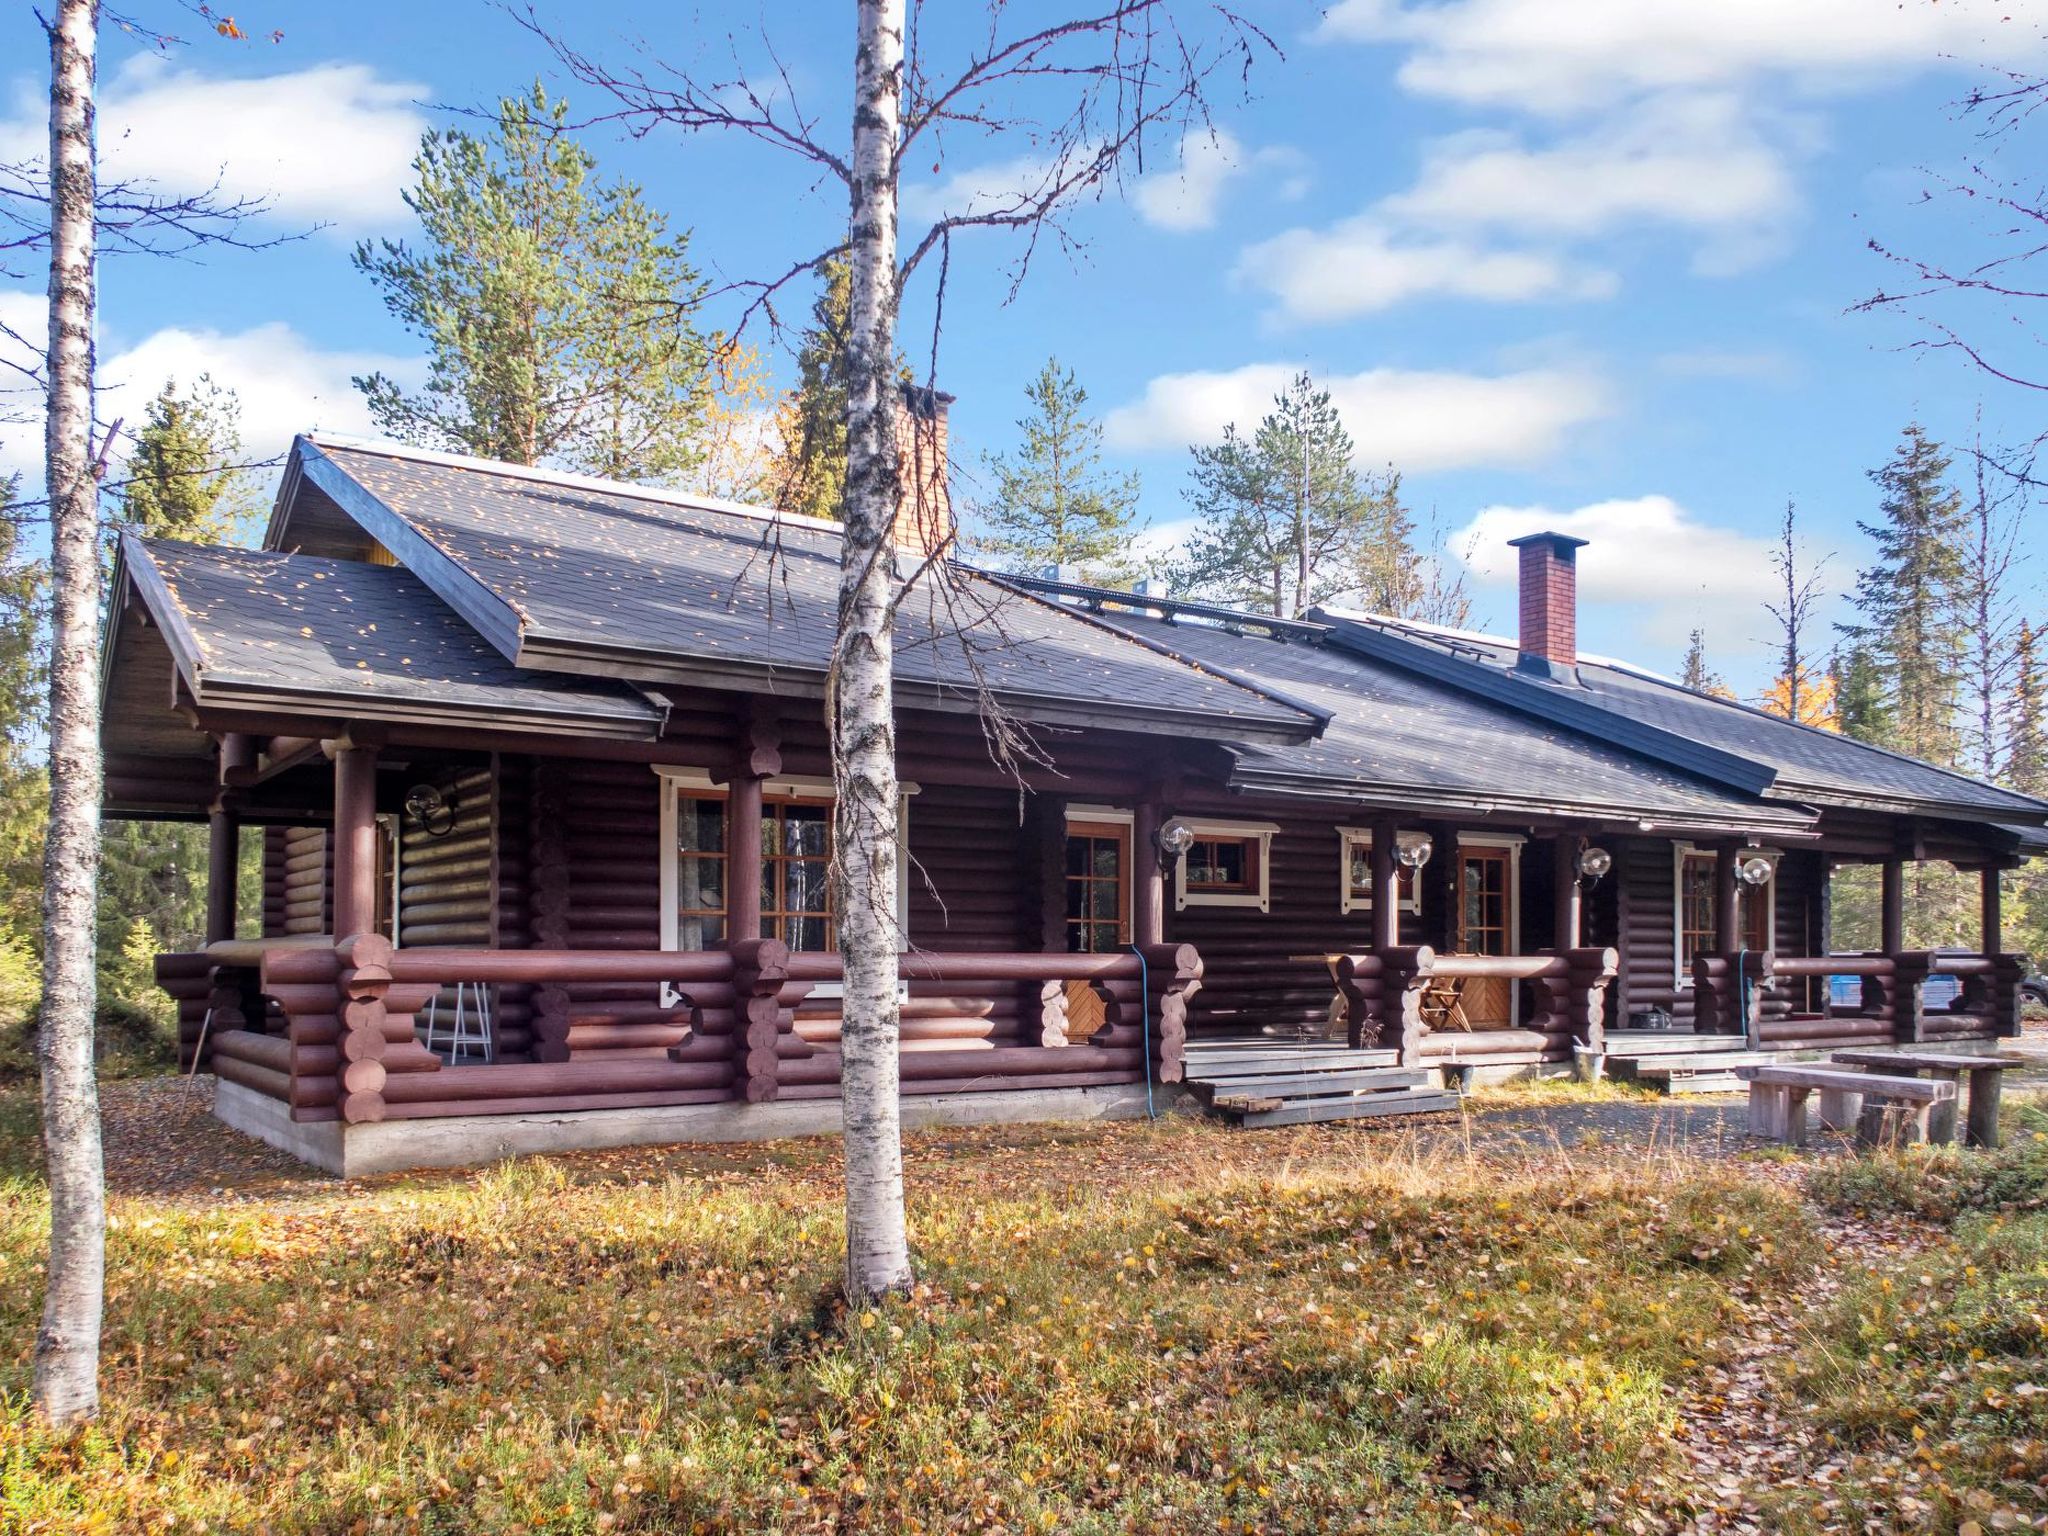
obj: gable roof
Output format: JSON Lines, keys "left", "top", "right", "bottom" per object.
{"left": 111, "top": 535, "right": 669, "bottom": 739}
{"left": 1001, "top": 579, "right": 1813, "bottom": 834}
{"left": 268, "top": 435, "right": 1323, "bottom": 746}
{"left": 1316, "top": 610, "right": 2048, "bottom": 827}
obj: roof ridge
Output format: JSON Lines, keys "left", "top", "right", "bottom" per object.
{"left": 306, "top": 432, "right": 846, "bottom": 539}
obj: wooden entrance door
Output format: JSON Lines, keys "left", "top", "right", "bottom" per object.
{"left": 1456, "top": 845, "right": 1514, "bottom": 1026}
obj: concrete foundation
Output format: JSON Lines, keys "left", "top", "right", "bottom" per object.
{"left": 214, "top": 1079, "right": 1171, "bottom": 1178}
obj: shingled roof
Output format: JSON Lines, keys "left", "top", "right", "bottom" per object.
{"left": 1319, "top": 611, "right": 2048, "bottom": 826}
{"left": 114, "top": 535, "right": 668, "bottom": 738}
{"left": 1004, "top": 585, "right": 1813, "bottom": 834}
{"left": 270, "top": 436, "right": 1322, "bottom": 745}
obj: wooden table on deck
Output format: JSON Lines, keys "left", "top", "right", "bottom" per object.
{"left": 204, "top": 934, "right": 335, "bottom": 966}
{"left": 1829, "top": 1049, "right": 2022, "bottom": 1149}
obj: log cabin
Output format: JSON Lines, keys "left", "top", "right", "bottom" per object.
{"left": 102, "top": 393, "right": 2048, "bottom": 1170}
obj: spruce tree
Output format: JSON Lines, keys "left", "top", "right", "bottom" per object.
{"left": 772, "top": 257, "right": 855, "bottom": 520}
{"left": 1175, "top": 371, "right": 1410, "bottom": 618}
{"left": 2013, "top": 623, "right": 2047, "bottom": 798}
{"left": 976, "top": 357, "right": 1141, "bottom": 580}
{"left": 118, "top": 377, "right": 257, "bottom": 544}
{"left": 1832, "top": 645, "right": 1896, "bottom": 745}
{"left": 1840, "top": 423, "right": 1969, "bottom": 765}
{"left": 1681, "top": 628, "right": 1726, "bottom": 695}
{"left": 354, "top": 82, "right": 715, "bottom": 481}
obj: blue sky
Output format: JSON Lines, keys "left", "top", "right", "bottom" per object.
{"left": 2, "top": 0, "right": 2042, "bottom": 694}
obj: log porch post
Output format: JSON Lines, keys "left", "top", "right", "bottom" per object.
{"left": 1981, "top": 865, "right": 2002, "bottom": 956}
{"left": 1553, "top": 832, "right": 1582, "bottom": 950}
{"left": 205, "top": 734, "right": 254, "bottom": 945}
{"left": 1880, "top": 856, "right": 1905, "bottom": 958}
{"left": 1133, "top": 797, "right": 1165, "bottom": 949}
{"left": 330, "top": 741, "right": 380, "bottom": 941}
{"left": 728, "top": 709, "right": 780, "bottom": 945}
{"left": 1713, "top": 839, "right": 1740, "bottom": 956}
{"left": 1370, "top": 816, "right": 1399, "bottom": 952}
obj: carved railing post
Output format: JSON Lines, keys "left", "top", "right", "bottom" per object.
{"left": 1564, "top": 946, "right": 1620, "bottom": 1055}
{"left": 334, "top": 935, "right": 394, "bottom": 1124}
{"left": 1142, "top": 942, "right": 1201, "bottom": 1084}
{"left": 1991, "top": 954, "right": 2025, "bottom": 1038}
{"left": 1892, "top": 952, "right": 1933, "bottom": 1045}
{"left": 1037, "top": 980, "right": 1072, "bottom": 1047}
{"left": 1344, "top": 945, "right": 1431, "bottom": 1066}
{"left": 729, "top": 938, "right": 789, "bottom": 1102}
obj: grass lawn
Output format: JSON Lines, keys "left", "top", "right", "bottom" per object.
{"left": 0, "top": 1080, "right": 2044, "bottom": 1534}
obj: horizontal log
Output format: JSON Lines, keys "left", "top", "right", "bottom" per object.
{"left": 381, "top": 1087, "right": 732, "bottom": 1119}
{"left": 382, "top": 1058, "right": 733, "bottom": 1102}
{"left": 210, "top": 1030, "right": 291, "bottom": 1073}
{"left": 385, "top": 949, "right": 739, "bottom": 985}
{"left": 211, "top": 1054, "right": 292, "bottom": 1103}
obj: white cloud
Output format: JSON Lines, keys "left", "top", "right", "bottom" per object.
{"left": 1317, "top": 0, "right": 2030, "bottom": 115}
{"left": 1654, "top": 346, "right": 1799, "bottom": 384}
{"left": 0, "top": 299, "right": 422, "bottom": 484}
{"left": 1236, "top": 216, "right": 1614, "bottom": 321}
{"left": 1104, "top": 361, "right": 1611, "bottom": 473}
{"left": 1458, "top": 495, "right": 1777, "bottom": 622}
{"left": 1379, "top": 95, "right": 1800, "bottom": 269}
{"left": 1131, "top": 127, "right": 1307, "bottom": 232}
{"left": 899, "top": 148, "right": 1075, "bottom": 224}
{"left": 0, "top": 56, "right": 428, "bottom": 232}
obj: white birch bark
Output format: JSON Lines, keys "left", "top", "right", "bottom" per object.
{"left": 834, "top": 0, "right": 914, "bottom": 1302}
{"left": 33, "top": 0, "right": 106, "bottom": 1426}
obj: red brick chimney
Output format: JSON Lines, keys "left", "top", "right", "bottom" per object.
{"left": 1507, "top": 530, "right": 1588, "bottom": 682}
{"left": 893, "top": 384, "right": 954, "bottom": 561}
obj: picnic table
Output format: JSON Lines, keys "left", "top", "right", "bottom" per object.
{"left": 1828, "top": 1049, "right": 2022, "bottom": 1149}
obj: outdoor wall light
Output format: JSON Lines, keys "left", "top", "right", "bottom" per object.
{"left": 1155, "top": 818, "right": 1196, "bottom": 870}
{"left": 1576, "top": 845, "right": 1614, "bottom": 884}
{"left": 403, "top": 783, "right": 456, "bottom": 837}
{"left": 1738, "top": 855, "right": 1774, "bottom": 887}
{"left": 1395, "top": 833, "right": 1434, "bottom": 870}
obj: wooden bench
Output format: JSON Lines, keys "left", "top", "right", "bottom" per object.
{"left": 1828, "top": 1050, "right": 2022, "bottom": 1149}
{"left": 1737, "top": 1065, "right": 1955, "bottom": 1150}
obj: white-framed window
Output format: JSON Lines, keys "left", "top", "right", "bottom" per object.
{"left": 1337, "top": 827, "right": 1426, "bottom": 916}
{"left": 655, "top": 766, "right": 915, "bottom": 1001}
{"left": 1672, "top": 843, "right": 1778, "bottom": 986}
{"left": 1173, "top": 818, "right": 1278, "bottom": 913}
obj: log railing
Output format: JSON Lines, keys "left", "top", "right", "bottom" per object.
{"left": 1693, "top": 951, "right": 2023, "bottom": 1050}
{"left": 1337, "top": 947, "right": 1617, "bottom": 1068}
{"left": 179, "top": 939, "right": 1203, "bottom": 1124}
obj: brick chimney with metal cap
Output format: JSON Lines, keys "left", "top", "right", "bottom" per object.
{"left": 893, "top": 383, "right": 954, "bottom": 561}
{"left": 1507, "top": 530, "right": 1588, "bottom": 683}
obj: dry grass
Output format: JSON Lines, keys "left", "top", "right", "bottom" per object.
{"left": 0, "top": 1098, "right": 1821, "bottom": 1535}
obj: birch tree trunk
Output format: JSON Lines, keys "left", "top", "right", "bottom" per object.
{"left": 834, "top": 0, "right": 914, "bottom": 1303}
{"left": 34, "top": 0, "right": 106, "bottom": 1426}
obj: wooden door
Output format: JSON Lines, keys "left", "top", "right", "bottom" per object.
{"left": 1457, "top": 845, "right": 1514, "bottom": 1026}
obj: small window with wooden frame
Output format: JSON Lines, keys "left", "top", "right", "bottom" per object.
{"left": 1673, "top": 845, "right": 1775, "bottom": 985}
{"left": 1063, "top": 815, "right": 1132, "bottom": 954}
{"left": 1337, "top": 827, "right": 1423, "bottom": 916}
{"left": 1173, "top": 819, "right": 1277, "bottom": 912}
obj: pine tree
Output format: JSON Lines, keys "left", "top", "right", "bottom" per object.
{"left": 1762, "top": 498, "right": 1828, "bottom": 725}
{"left": 1175, "top": 371, "right": 1409, "bottom": 618}
{"left": 1840, "top": 423, "right": 1969, "bottom": 765}
{"left": 975, "top": 357, "right": 1141, "bottom": 580}
{"left": 117, "top": 377, "right": 258, "bottom": 545}
{"left": 354, "top": 82, "right": 716, "bottom": 481}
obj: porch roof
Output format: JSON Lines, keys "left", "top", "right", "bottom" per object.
{"left": 1023, "top": 586, "right": 1814, "bottom": 834}
{"left": 108, "top": 535, "right": 669, "bottom": 740}
{"left": 265, "top": 436, "right": 1325, "bottom": 746}
{"left": 1317, "top": 612, "right": 2048, "bottom": 827}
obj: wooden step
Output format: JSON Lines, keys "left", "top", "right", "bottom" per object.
{"left": 1221, "top": 1087, "right": 1462, "bottom": 1129}
{"left": 1185, "top": 1050, "right": 1403, "bottom": 1079}
{"left": 1602, "top": 1031, "right": 1750, "bottom": 1057}
{"left": 1189, "top": 1067, "right": 1428, "bottom": 1100}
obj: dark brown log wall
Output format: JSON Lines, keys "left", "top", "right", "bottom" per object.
{"left": 279, "top": 825, "right": 330, "bottom": 936}
{"left": 261, "top": 825, "right": 288, "bottom": 938}
{"left": 1162, "top": 807, "right": 1394, "bottom": 1036}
